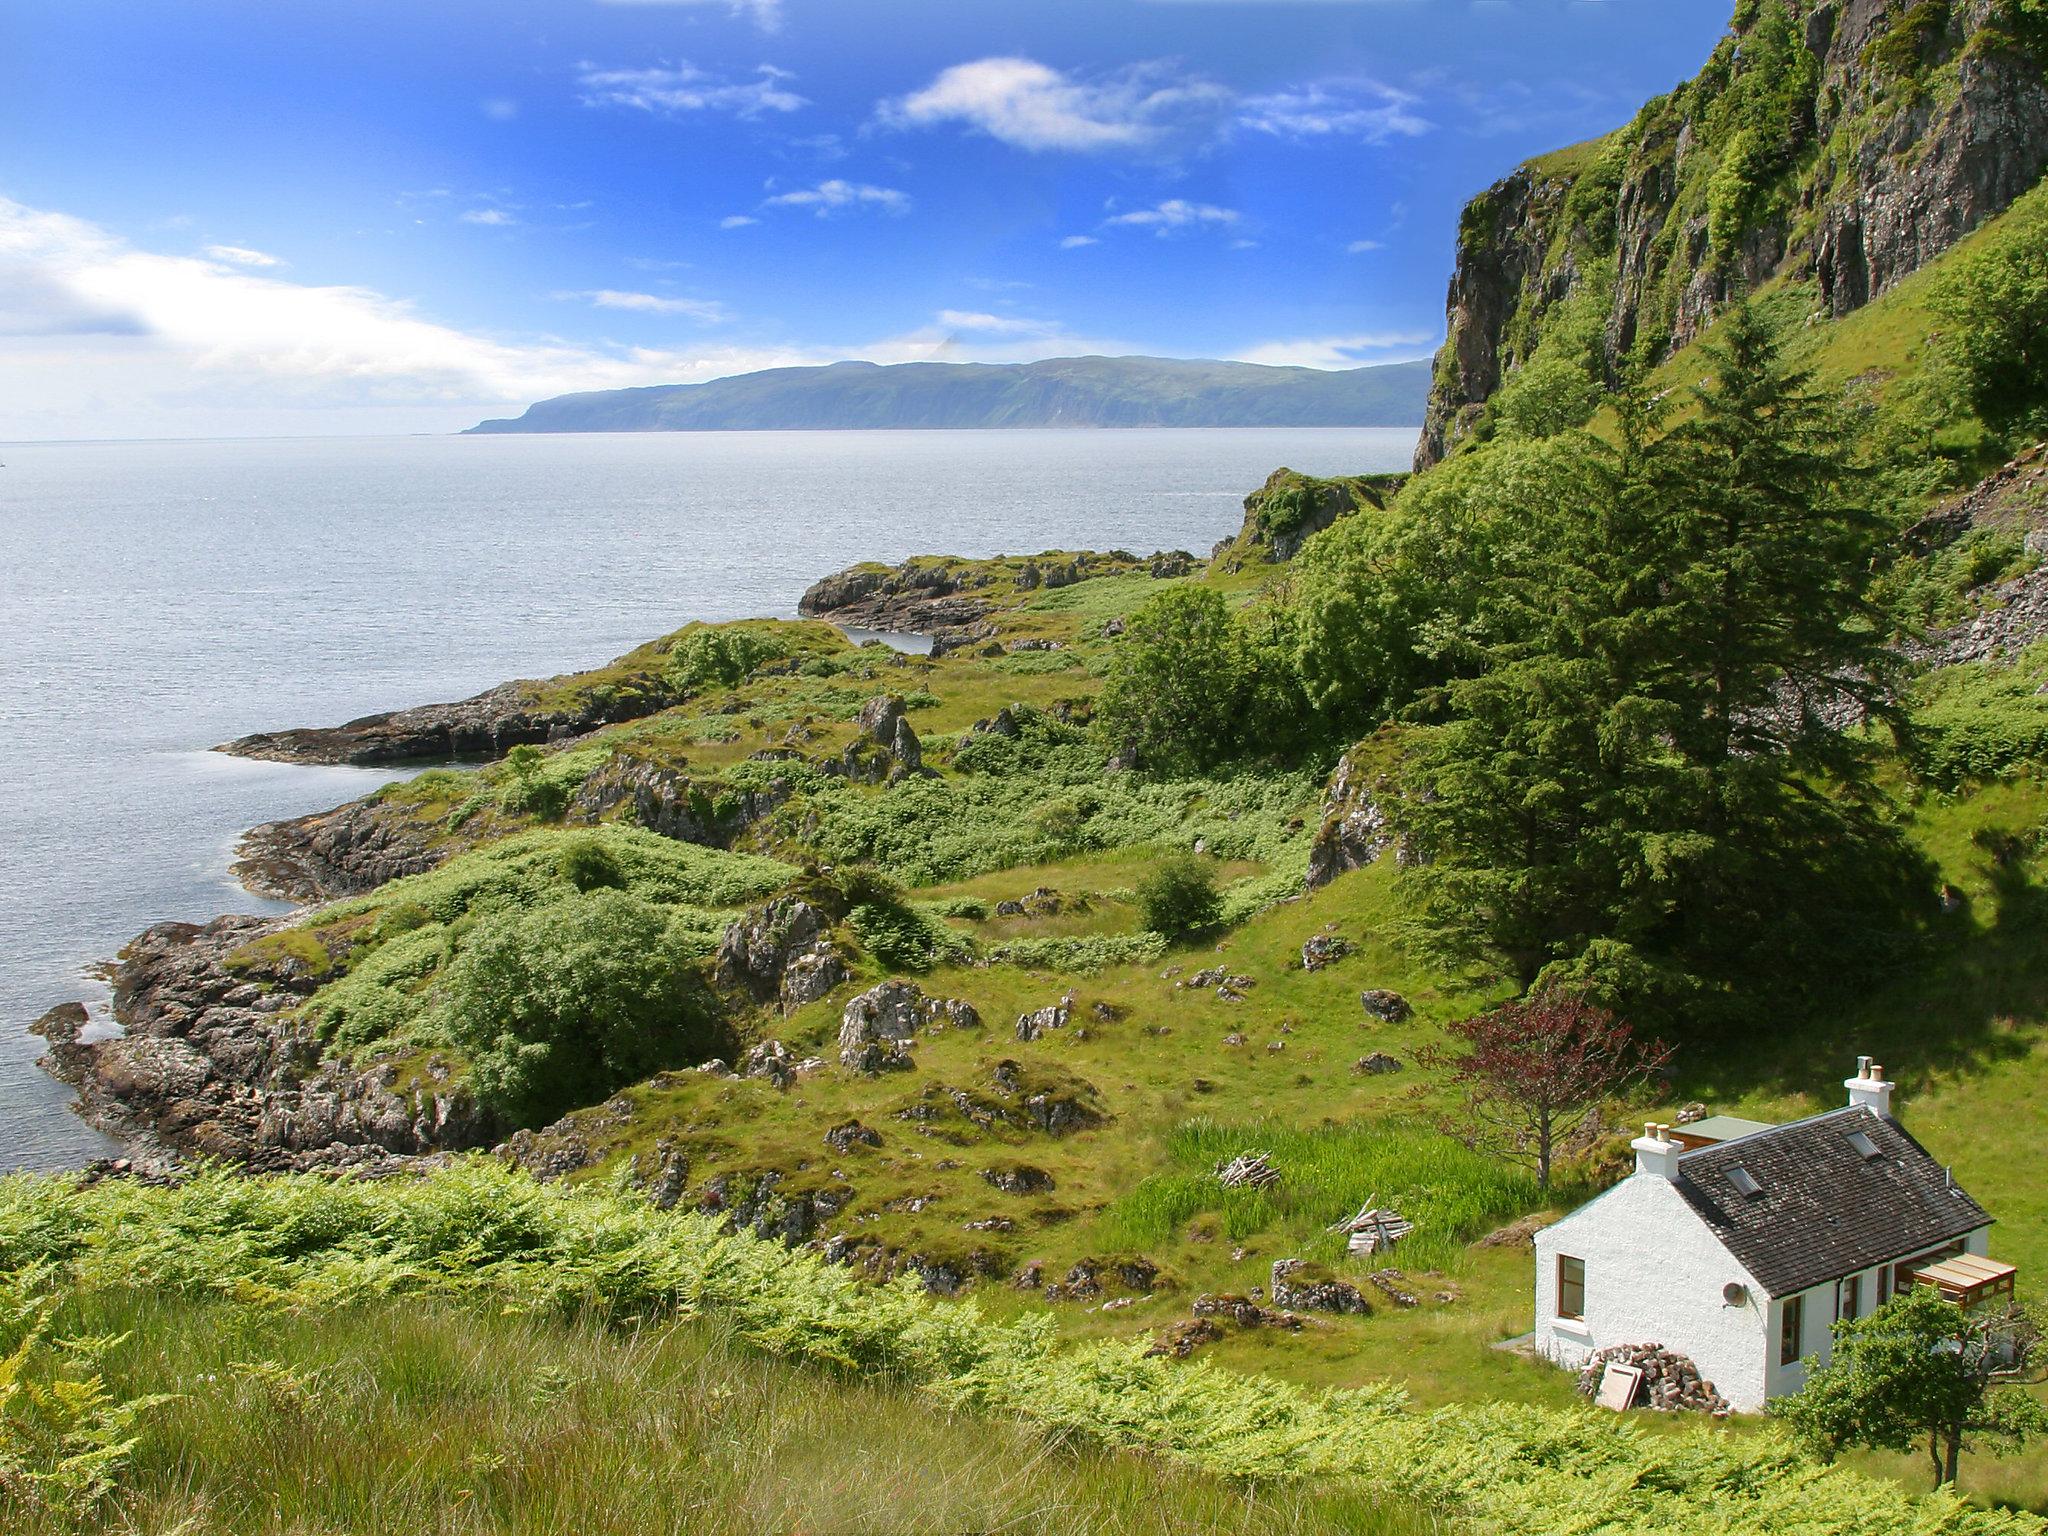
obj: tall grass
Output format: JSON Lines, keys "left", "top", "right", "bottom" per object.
{"left": 9, "top": 1292, "right": 1432, "bottom": 1536}
{"left": 0, "top": 1163, "right": 2036, "bottom": 1536}
{"left": 1098, "top": 1119, "right": 1537, "bottom": 1271}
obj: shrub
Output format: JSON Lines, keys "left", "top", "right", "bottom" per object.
{"left": 437, "top": 890, "right": 720, "bottom": 1125}
{"left": 1136, "top": 856, "right": 1221, "bottom": 941}
{"left": 664, "top": 627, "right": 790, "bottom": 695}
{"left": 1934, "top": 178, "right": 2048, "bottom": 440}
{"left": 848, "top": 900, "right": 973, "bottom": 972}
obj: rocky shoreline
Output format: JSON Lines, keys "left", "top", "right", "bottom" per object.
{"left": 32, "top": 915, "right": 489, "bottom": 1175}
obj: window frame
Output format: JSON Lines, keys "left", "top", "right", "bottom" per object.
{"left": 1556, "top": 1254, "right": 1586, "bottom": 1321}
{"left": 1840, "top": 1273, "right": 1861, "bottom": 1323}
{"left": 1780, "top": 1293, "right": 1805, "bottom": 1366}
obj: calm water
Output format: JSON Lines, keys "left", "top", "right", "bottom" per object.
{"left": 0, "top": 427, "right": 1416, "bottom": 1171}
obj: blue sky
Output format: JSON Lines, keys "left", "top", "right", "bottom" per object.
{"left": 0, "top": 0, "right": 1732, "bottom": 438}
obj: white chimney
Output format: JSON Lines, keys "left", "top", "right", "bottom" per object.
{"left": 1633, "top": 1121, "right": 1682, "bottom": 1180}
{"left": 1846, "top": 1057, "right": 1896, "bottom": 1119}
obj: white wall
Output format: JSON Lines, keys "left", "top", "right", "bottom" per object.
{"left": 1534, "top": 1175, "right": 1771, "bottom": 1411}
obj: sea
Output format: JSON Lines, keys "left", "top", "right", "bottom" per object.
{"left": 0, "top": 427, "right": 1417, "bottom": 1172}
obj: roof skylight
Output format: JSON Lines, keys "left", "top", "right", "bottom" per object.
{"left": 1726, "top": 1165, "right": 1762, "bottom": 1197}
{"left": 1846, "top": 1130, "right": 1882, "bottom": 1160}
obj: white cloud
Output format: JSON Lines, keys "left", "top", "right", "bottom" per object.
{"left": 1239, "top": 79, "right": 1431, "bottom": 142}
{"left": 577, "top": 62, "right": 806, "bottom": 119}
{"left": 482, "top": 98, "right": 519, "bottom": 121}
{"left": 593, "top": 0, "right": 782, "bottom": 30}
{"left": 0, "top": 195, "right": 805, "bottom": 435}
{"left": 1058, "top": 234, "right": 1098, "bottom": 249}
{"left": 1232, "top": 331, "right": 1436, "bottom": 369}
{"left": 460, "top": 208, "right": 515, "bottom": 226}
{"left": 558, "top": 289, "right": 732, "bottom": 321}
{"left": 759, "top": 179, "right": 909, "bottom": 216}
{"left": 935, "top": 309, "right": 1057, "bottom": 336}
{"left": 1103, "top": 199, "right": 1239, "bottom": 234}
{"left": 202, "top": 244, "right": 284, "bottom": 269}
{"left": 0, "top": 194, "right": 1144, "bottom": 437}
{"left": 1347, "top": 239, "right": 1386, "bottom": 253}
{"left": 881, "top": 57, "right": 1231, "bottom": 153}
{"left": 719, "top": 214, "right": 760, "bottom": 229}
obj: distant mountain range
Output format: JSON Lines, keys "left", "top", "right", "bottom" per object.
{"left": 465, "top": 355, "right": 1431, "bottom": 433}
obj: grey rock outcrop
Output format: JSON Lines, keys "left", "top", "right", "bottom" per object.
{"left": 715, "top": 898, "right": 848, "bottom": 1013}
{"left": 1306, "top": 742, "right": 1414, "bottom": 891}
{"left": 37, "top": 915, "right": 489, "bottom": 1171}
{"left": 1416, "top": 0, "right": 2048, "bottom": 469}
{"left": 1269, "top": 1258, "right": 1371, "bottom": 1315}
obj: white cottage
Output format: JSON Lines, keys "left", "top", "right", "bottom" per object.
{"left": 1532, "top": 1058, "right": 2010, "bottom": 1412}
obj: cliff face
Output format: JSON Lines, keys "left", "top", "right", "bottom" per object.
{"left": 1417, "top": 0, "right": 2048, "bottom": 468}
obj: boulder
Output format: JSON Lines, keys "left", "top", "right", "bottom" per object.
{"left": 838, "top": 979, "right": 927, "bottom": 1073}
{"left": 1301, "top": 934, "right": 1350, "bottom": 972}
{"left": 1359, "top": 989, "right": 1413, "bottom": 1024}
{"left": 1269, "top": 1258, "right": 1370, "bottom": 1315}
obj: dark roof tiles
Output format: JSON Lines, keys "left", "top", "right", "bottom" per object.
{"left": 1672, "top": 1107, "right": 1990, "bottom": 1298}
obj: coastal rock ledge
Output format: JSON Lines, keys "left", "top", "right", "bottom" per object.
{"left": 34, "top": 915, "right": 491, "bottom": 1172}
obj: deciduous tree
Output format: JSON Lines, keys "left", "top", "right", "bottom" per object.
{"left": 1418, "top": 990, "right": 1673, "bottom": 1192}
{"left": 1777, "top": 1287, "right": 2048, "bottom": 1488}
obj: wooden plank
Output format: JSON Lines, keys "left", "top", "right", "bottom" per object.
{"left": 1595, "top": 1363, "right": 1643, "bottom": 1412}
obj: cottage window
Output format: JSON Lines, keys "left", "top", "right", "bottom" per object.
{"left": 1840, "top": 1274, "right": 1861, "bottom": 1322}
{"left": 1877, "top": 1267, "right": 1890, "bottom": 1307}
{"left": 1780, "top": 1294, "right": 1805, "bottom": 1366}
{"left": 1557, "top": 1255, "right": 1586, "bottom": 1321}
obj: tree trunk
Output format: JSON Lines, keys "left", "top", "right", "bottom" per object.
{"left": 1943, "top": 1427, "right": 1962, "bottom": 1488}
{"left": 1929, "top": 1429, "right": 1945, "bottom": 1487}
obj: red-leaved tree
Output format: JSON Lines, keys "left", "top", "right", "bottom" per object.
{"left": 1418, "top": 990, "right": 1673, "bottom": 1193}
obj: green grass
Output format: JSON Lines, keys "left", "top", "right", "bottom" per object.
{"left": 10, "top": 1290, "right": 1430, "bottom": 1536}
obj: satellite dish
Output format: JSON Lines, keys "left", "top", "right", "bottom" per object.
{"left": 1722, "top": 1282, "right": 1749, "bottom": 1306}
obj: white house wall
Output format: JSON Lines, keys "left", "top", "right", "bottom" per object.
{"left": 1534, "top": 1175, "right": 1772, "bottom": 1411}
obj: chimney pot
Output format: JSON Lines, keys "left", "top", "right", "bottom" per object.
{"left": 1846, "top": 1053, "right": 1897, "bottom": 1119}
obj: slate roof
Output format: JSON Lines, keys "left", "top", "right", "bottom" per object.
{"left": 1672, "top": 1107, "right": 1991, "bottom": 1298}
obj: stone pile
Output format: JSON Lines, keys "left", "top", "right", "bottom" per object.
{"left": 1301, "top": 934, "right": 1350, "bottom": 972}
{"left": 1575, "top": 1343, "right": 1731, "bottom": 1416}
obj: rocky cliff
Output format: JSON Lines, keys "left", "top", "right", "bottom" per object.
{"left": 1416, "top": 0, "right": 2048, "bottom": 468}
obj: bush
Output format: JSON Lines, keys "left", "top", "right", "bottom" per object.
{"left": 438, "top": 890, "right": 720, "bottom": 1125}
{"left": 1934, "top": 178, "right": 2048, "bottom": 441}
{"left": 1136, "top": 856, "right": 1222, "bottom": 941}
{"left": 848, "top": 900, "right": 973, "bottom": 972}
{"left": 664, "top": 627, "right": 789, "bottom": 695}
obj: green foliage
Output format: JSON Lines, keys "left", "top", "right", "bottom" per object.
{"left": 0, "top": 1276, "right": 161, "bottom": 1519}
{"left": 810, "top": 707, "right": 1316, "bottom": 886}
{"left": 980, "top": 932, "right": 1168, "bottom": 972}
{"left": 440, "top": 889, "right": 721, "bottom": 1125}
{"left": 1402, "top": 310, "right": 1930, "bottom": 1022}
{"left": 1864, "top": 1, "right": 1954, "bottom": 75}
{"left": 663, "top": 625, "right": 791, "bottom": 695}
{"left": 1699, "top": 2, "right": 1817, "bottom": 262}
{"left": 1908, "top": 643, "right": 2048, "bottom": 787}
{"left": 1135, "top": 855, "right": 1221, "bottom": 941}
{"left": 300, "top": 827, "right": 790, "bottom": 1062}
{"left": 496, "top": 744, "right": 607, "bottom": 821}
{"left": 1776, "top": 1288, "right": 2048, "bottom": 1487}
{"left": 557, "top": 832, "right": 627, "bottom": 892}
{"left": 4, "top": 1164, "right": 2030, "bottom": 1535}
{"left": 848, "top": 899, "right": 974, "bottom": 972}
{"left": 1933, "top": 178, "right": 2048, "bottom": 442}
{"left": 1098, "top": 587, "right": 1251, "bottom": 775}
